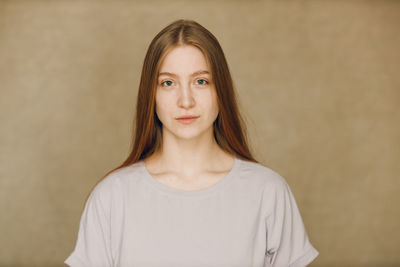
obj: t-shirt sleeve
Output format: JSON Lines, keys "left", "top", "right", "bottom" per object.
{"left": 64, "top": 180, "right": 114, "bottom": 267}
{"left": 264, "top": 176, "right": 319, "bottom": 267}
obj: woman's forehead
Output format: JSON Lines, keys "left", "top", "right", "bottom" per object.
{"left": 158, "top": 46, "right": 210, "bottom": 73}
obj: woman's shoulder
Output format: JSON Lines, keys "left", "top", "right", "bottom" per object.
{"left": 238, "top": 158, "right": 288, "bottom": 189}
{"left": 90, "top": 161, "right": 145, "bottom": 197}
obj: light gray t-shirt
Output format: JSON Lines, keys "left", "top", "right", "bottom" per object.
{"left": 65, "top": 157, "right": 319, "bottom": 267}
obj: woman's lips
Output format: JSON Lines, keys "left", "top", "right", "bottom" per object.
{"left": 176, "top": 116, "right": 199, "bottom": 124}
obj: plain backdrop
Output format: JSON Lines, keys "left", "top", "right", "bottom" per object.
{"left": 0, "top": 0, "right": 399, "bottom": 266}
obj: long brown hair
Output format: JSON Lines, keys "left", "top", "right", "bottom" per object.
{"left": 88, "top": 19, "right": 258, "bottom": 199}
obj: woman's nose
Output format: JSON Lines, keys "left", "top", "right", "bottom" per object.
{"left": 177, "top": 83, "right": 195, "bottom": 109}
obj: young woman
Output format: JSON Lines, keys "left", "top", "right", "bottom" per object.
{"left": 65, "top": 19, "right": 319, "bottom": 267}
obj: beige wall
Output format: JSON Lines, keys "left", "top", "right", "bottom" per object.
{"left": 1, "top": 0, "right": 399, "bottom": 266}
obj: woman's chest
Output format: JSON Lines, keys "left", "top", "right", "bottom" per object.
{"left": 113, "top": 192, "right": 267, "bottom": 267}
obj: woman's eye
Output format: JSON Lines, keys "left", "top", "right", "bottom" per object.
{"left": 196, "top": 79, "right": 209, "bottom": 85}
{"left": 160, "top": 79, "right": 208, "bottom": 87}
{"left": 161, "top": 80, "right": 173, "bottom": 87}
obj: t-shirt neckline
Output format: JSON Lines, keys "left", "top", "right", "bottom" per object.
{"left": 140, "top": 156, "right": 241, "bottom": 197}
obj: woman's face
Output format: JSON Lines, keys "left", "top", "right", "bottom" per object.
{"left": 155, "top": 45, "right": 219, "bottom": 141}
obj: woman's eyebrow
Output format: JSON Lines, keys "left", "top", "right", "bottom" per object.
{"left": 158, "top": 70, "right": 210, "bottom": 77}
